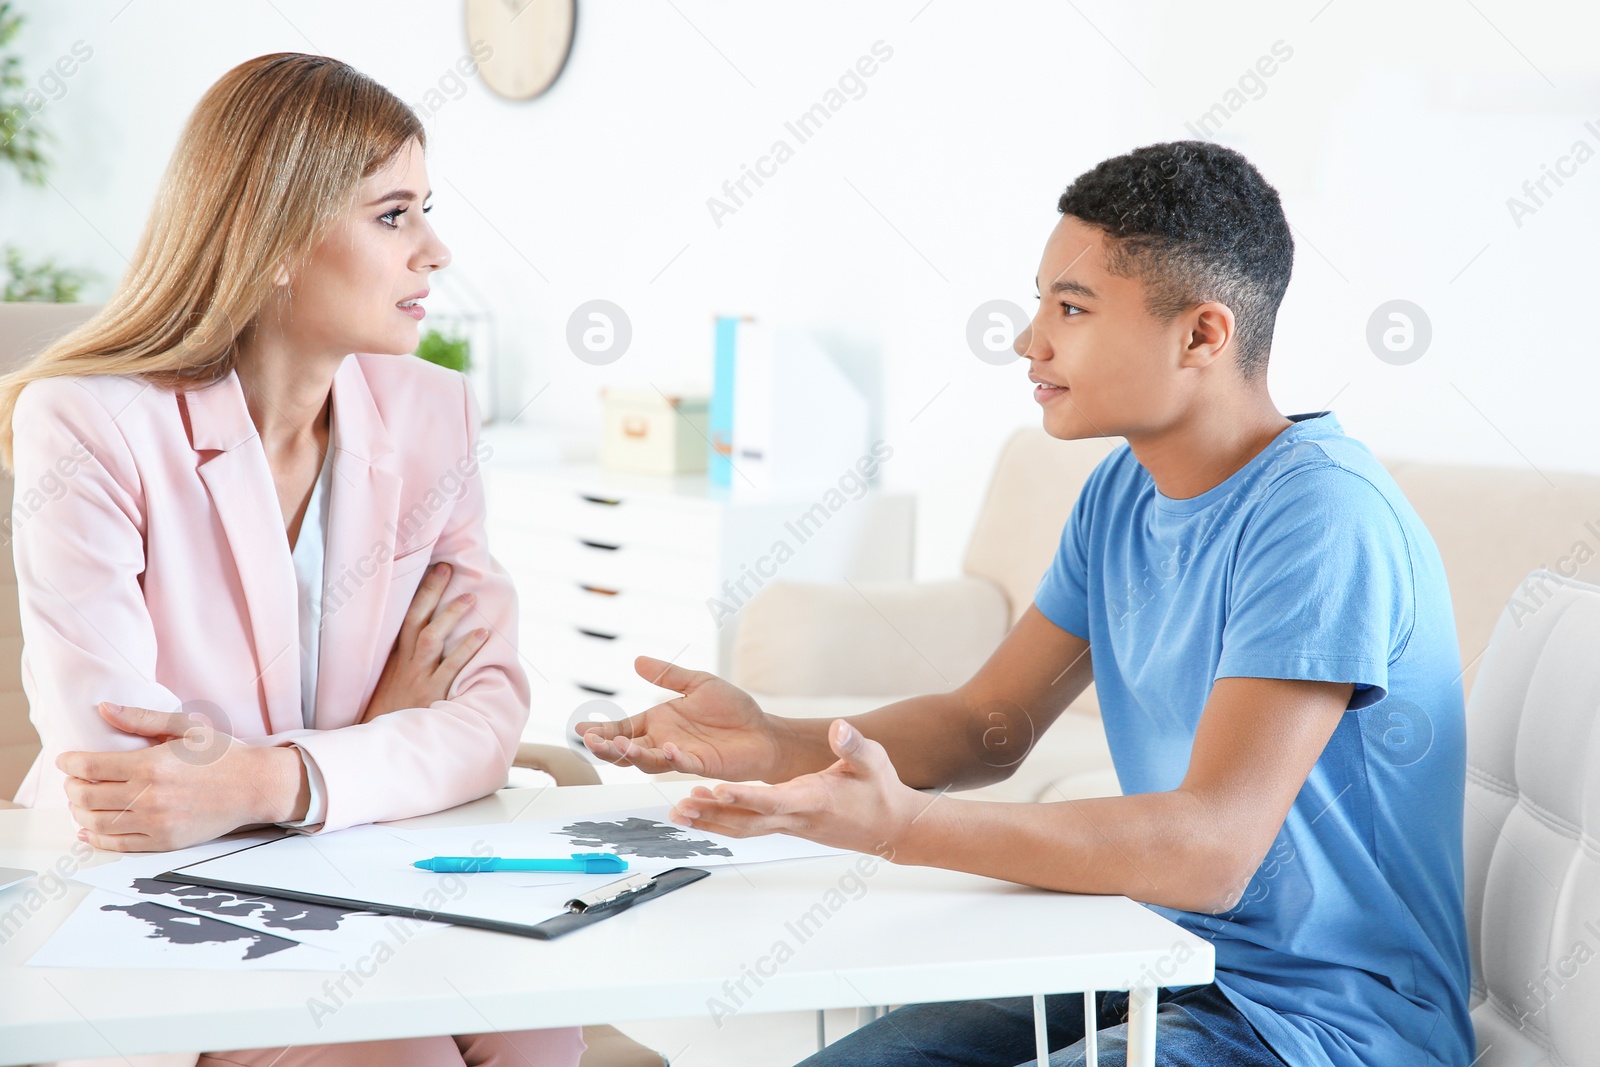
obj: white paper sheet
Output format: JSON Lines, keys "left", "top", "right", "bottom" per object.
{"left": 28, "top": 889, "right": 349, "bottom": 971}
{"left": 397, "top": 804, "right": 850, "bottom": 870}
{"left": 168, "top": 806, "right": 849, "bottom": 932}
{"left": 73, "top": 831, "right": 447, "bottom": 953}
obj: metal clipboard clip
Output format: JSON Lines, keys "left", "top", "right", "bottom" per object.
{"left": 565, "top": 872, "right": 656, "bottom": 913}
{"left": 532, "top": 866, "right": 709, "bottom": 939}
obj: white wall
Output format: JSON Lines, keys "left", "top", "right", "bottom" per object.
{"left": 2, "top": 0, "right": 1597, "bottom": 579}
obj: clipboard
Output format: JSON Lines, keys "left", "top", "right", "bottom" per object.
{"left": 525, "top": 867, "right": 709, "bottom": 939}
{"left": 154, "top": 837, "right": 711, "bottom": 941}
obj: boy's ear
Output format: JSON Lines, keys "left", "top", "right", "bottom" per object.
{"left": 1180, "top": 301, "right": 1236, "bottom": 370}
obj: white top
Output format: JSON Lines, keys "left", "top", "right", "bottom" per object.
{"left": 292, "top": 439, "right": 333, "bottom": 728}
{"left": 280, "top": 427, "right": 334, "bottom": 830}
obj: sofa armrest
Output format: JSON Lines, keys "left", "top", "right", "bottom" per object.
{"left": 730, "top": 577, "right": 1009, "bottom": 698}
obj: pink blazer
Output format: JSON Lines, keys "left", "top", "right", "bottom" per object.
{"left": 9, "top": 353, "right": 529, "bottom": 833}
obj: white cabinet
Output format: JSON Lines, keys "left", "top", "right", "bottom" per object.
{"left": 479, "top": 427, "right": 914, "bottom": 775}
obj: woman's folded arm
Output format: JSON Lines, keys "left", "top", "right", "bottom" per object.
{"left": 276, "top": 376, "right": 530, "bottom": 833}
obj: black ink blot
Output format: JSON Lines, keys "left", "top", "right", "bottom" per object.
{"left": 558, "top": 817, "right": 734, "bottom": 860}
{"left": 126, "top": 877, "right": 361, "bottom": 933}
{"left": 100, "top": 900, "right": 298, "bottom": 960}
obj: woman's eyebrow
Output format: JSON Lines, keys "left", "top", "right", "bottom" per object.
{"left": 365, "top": 188, "right": 432, "bottom": 206}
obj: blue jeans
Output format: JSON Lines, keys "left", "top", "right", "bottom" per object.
{"left": 796, "top": 984, "right": 1290, "bottom": 1067}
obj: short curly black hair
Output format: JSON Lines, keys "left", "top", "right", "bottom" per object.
{"left": 1057, "top": 141, "right": 1293, "bottom": 378}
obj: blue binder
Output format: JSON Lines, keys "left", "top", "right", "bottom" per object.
{"left": 708, "top": 315, "right": 741, "bottom": 485}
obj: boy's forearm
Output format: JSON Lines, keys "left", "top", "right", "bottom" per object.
{"left": 769, "top": 691, "right": 1004, "bottom": 789}
{"left": 895, "top": 790, "right": 1256, "bottom": 915}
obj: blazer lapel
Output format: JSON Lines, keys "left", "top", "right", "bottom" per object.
{"left": 315, "top": 356, "right": 404, "bottom": 729}
{"left": 183, "top": 370, "right": 302, "bottom": 736}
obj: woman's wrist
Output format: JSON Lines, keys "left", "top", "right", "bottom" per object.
{"left": 248, "top": 744, "right": 311, "bottom": 824}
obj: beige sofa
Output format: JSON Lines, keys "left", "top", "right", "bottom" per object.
{"left": 731, "top": 429, "right": 1600, "bottom": 804}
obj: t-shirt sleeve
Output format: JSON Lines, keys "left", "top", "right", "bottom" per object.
{"left": 1032, "top": 455, "right": 1110, "bottom": 642}
{"left": 1215, "top": 466, "right": 1415, "bottom": 709}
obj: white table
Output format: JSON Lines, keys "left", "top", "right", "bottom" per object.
{"left": 0, "top": 783, "right": 1213, "bottom": 1067}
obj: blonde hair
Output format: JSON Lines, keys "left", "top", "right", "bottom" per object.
{"left": 0, "top": 52, "right": 423, "bottom": 467}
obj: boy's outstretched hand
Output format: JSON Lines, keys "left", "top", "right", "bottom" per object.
{"left": 574, "top": 656, "right": 789, "bottom": 783}
{"left": 666, "top": 718, "right": 929, "bottom": 859}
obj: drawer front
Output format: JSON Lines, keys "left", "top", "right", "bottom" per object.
{"left": 518, "top": 574, "right": 716, "bottom": 640}
{"left": 497, "top": 528, "right": 718, "bottom": 603}
{"left": 521, "top": 618, "right": 720, "bottom": 705}
{"left": 485, "top": 473, "right": 720, "bottom": 554}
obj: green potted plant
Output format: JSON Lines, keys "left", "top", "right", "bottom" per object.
{"left": 3, "top": 245, "right": 87, "bottom": 302}
{"left": 1, "top": 0, "right": 94, "bottom": 303}
{"left": 0, "top": 0, "right": 46, "bottom": 185}
{"left": 414, "top": 326, "right": 472, "bottom": 373}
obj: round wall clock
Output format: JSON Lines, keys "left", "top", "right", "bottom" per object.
{"left": 464, "top": 0, "right": 577, "bottom": 101}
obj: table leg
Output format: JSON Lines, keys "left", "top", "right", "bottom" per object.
{"left": 1032, "top": 993, "right": 1050, "bottom": 1066}
{"left": 816, "top": 1009, "right": 826, "bottom": 1051}
{"left": 1082, "top": 990, "right": 1097, "bottom": 1067}
{"left": 1125, "top": 984, "right": 1158, "bottom": 1067}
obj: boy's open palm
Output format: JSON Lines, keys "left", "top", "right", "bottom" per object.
{"left": 575, "top": 656, "right": 785, "bottom": 782}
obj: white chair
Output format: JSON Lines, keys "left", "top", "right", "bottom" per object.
{"left": 1464, "top": 568, "right": 1600, "bottom": 1065}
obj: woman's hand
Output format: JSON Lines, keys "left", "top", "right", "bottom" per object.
{"left": 58, "top": 560, "right": 490, "bottom": 852}
{"left": 576, "top": 656, "right": 788, "bottom": 782}
{"left": 58, "top": 702, "right": 302, "bottom": 852}
{"left": 360, "top": 561, "right": 490, "bottom": 723}
{"left": 666, "top": 719, "right": 927, "bottom": 859}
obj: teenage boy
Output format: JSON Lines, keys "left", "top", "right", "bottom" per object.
{"left": 578, "top": 141, "right": 1473, "bottom": 1067}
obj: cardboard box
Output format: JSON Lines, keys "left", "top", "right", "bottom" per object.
{"left": 600, "top": 387, "right": 710, "bottom": 475}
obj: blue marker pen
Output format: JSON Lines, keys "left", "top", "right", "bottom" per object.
{"left": 413, "top": 852, "right": 628, "bottom": 874}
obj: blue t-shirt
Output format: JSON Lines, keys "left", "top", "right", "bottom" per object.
{"left": 1034, "top": 412, "right": 1474, "bottom": 1067}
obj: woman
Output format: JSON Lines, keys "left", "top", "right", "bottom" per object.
{"left": 0, "top": 53, "right": 583, "bottom": 1067}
